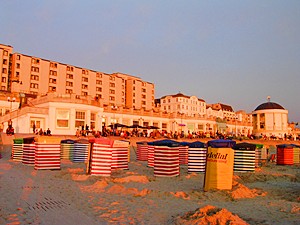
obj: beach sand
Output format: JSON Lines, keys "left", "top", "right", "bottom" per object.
{"left": 0, "top": 137, "right": 299, "bottom": 224}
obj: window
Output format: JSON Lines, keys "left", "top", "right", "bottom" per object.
{"left": 82, "top": 69, "right": 88, "bottom": 75}
{"left": 96, "top": 87, "right": 102, "bottom": 92}
{"left": 82, "top": 91, "right": 88, "bottom": 96}
{"left": 31, "top": 75, "right": 39, "bottom": 81}
{"left": 66, "top": 89, "right": 73, "bottom": 94}
{"left": 50, "top": 70, "right": 57, "bottom": 76}
{"left": 90, "top": 113, "right": 96, "bottom": 129}
{"left": 109, "top": 96, "right": 115, "bottom": 101}
{"left": 2, "top": 68, "right": 7, "bottom": 74}
{"left": 16, "top": 72, "right": 20, "bottom": 77}
{"left": 3, "top": 59, "right": 7, "bottom": 65}
{"left": 142, "top": 101, "right": 146, "bottom": 105}
{"left": 198, "top": 124, "right": 204, "bottom": 130}
{"left": 1, "top": 77, "right": 6, "bottom": 82}
{"left": 96, "top": 80, "right": 102, "bottom": 85}
{"left": 142, "top": 88, "right": 146, "bottom": 93}
{"left": 56, "top": 109, "right": 69, "bottom": 128}
{"left": 30, "top": 83, "right": 39, "bottom": 89}
{"left": 16, "top": 63, "right": 20, "bottom": 69}
{"left": 75, "top": 111, "right": 85, "bottom": 128}
{"left": 50, "top": 62, "right": 57, "bottom": 68}
{"left": 16, "top": 55, "right": 21, "bottom": 60}
{"left": 67, "top": 66, "right": 73, "bottom": 71}
{"left": 91, "top": 113, "right": 96, "bottom": 121}
{"left": 109, "top": 83, "right": 115, "bottom": 87}
{"left": 96, "top": 73, "right": 102, "bottom": 78}
{"left": 49, "top": 78, "right": 57, "bottom": 84}
{"left": 49, "top": 86, "right": 56, "bottom": 92}
{"left": 142, "top": 95, "right": 146, "bottom": 99}
{"left": 31, "top": 66, "right": 39, "bottom": 72}
{"left": 3, "top": 50, "right": 8, "bottom": 56}
{"left": 66, "top": 74, "right": 73, "bottom": 79}
{"left": 66, "top": 81, "right": 73, "bottom": 87}
{"left": 82, "top": 77, "right": 88, "bottom": 82}
{"left": 76, "top": 111, "right": 85, "bottom": 120}
{"left": 110, "top": 89, "right": 115, "bottom": 94}
{"left": 82, "top": 84, "right": 88, "bottom": 89}
{"left": 32, "top": 58, "right": 40, "bottom": 64}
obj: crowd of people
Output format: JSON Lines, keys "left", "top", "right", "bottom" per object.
{"left": 33, "top": 128, "right": 52, "bottom": 136}
{"left": 74, "top": 125, "right": 254, "bottom": 141}
{"left": 32, "top": 123, "right": 52, "bottom": 136}
{"left": 2, "top": 121, "right": 296, "bottom": 141}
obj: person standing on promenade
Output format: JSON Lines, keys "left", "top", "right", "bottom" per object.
{"left": 33, "top": 122, "right": 36, "bottom": 134}
{"left": 0, "top": 122, "right": 3, "bottom": 132}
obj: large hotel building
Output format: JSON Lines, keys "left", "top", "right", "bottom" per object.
{"left": 0, "top": 43, "right": 259, "bottom": 136}
{"left": 0, "top": 44, "right": 155, "bottom": 110}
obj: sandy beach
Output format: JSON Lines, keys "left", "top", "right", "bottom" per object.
{"left": 0, "top": 136, "right": 299, "bottom": 225}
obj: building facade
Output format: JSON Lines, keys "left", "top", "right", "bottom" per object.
{"left": 252, "top": 100, "right": 289, "bottom": 138}
{"left": 0, "top": 43, "right": 255, "bottom": 136}
{"left": 0, "top": 44, "right": 154, "bottom": 110}
{"left": 159, "top": 93, "right": 206, "bottom": 117}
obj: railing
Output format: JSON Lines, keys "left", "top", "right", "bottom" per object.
{"left": 29, "top": 93, "right": 102, "bottom": 107}
{"left": 0, "top": 106, "right": 49, "bottom": 124}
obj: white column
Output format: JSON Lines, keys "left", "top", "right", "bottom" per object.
{"left": 96, "top": 112, "right": 102, "bottom": 132}
{"left": 257, "top": 114, "right": 260, "bottom": 131}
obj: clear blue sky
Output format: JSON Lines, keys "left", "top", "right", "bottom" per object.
{"left": 1, "top": 0, "right": 299, "bottom": 123}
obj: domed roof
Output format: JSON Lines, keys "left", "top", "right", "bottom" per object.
{"left": 254, "top": 102, "right": 285, "bottom": 111}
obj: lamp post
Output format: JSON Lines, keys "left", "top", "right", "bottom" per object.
{"left": 7, "top": 97, "right": 16, "bottom": 119}
{"left": 111, "top": 105, "right": 118, "bottom": 135}
{"left": 172, "top": 120, "right": 177, "bottom": 133}
{"left": 139, "top": 117, "right": 144, "bottom": 127}
{"left": 234, "top": 117, "right": 237, "bottom": 137}
{"left": 111, "top": 105, "right": 118, "bottom": 120}
{"left": 178, "top": 112, "right": 184, "bottom": 132}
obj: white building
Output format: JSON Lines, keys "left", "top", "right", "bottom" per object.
{"left": 159, "top": 93, "right": 206, "bottom": 117}
{"left": 0, "top": 93, "right": 103, "bottom": 135}
{"left": 252, "top": 100, "right": 289, "bottom": 138}
{"left": 0, "top": 92, "right": 253, "bottom": 136}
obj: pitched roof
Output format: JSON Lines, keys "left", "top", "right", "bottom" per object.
{"left": 160, "top": 92, "right": 205, "bottom": 102}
